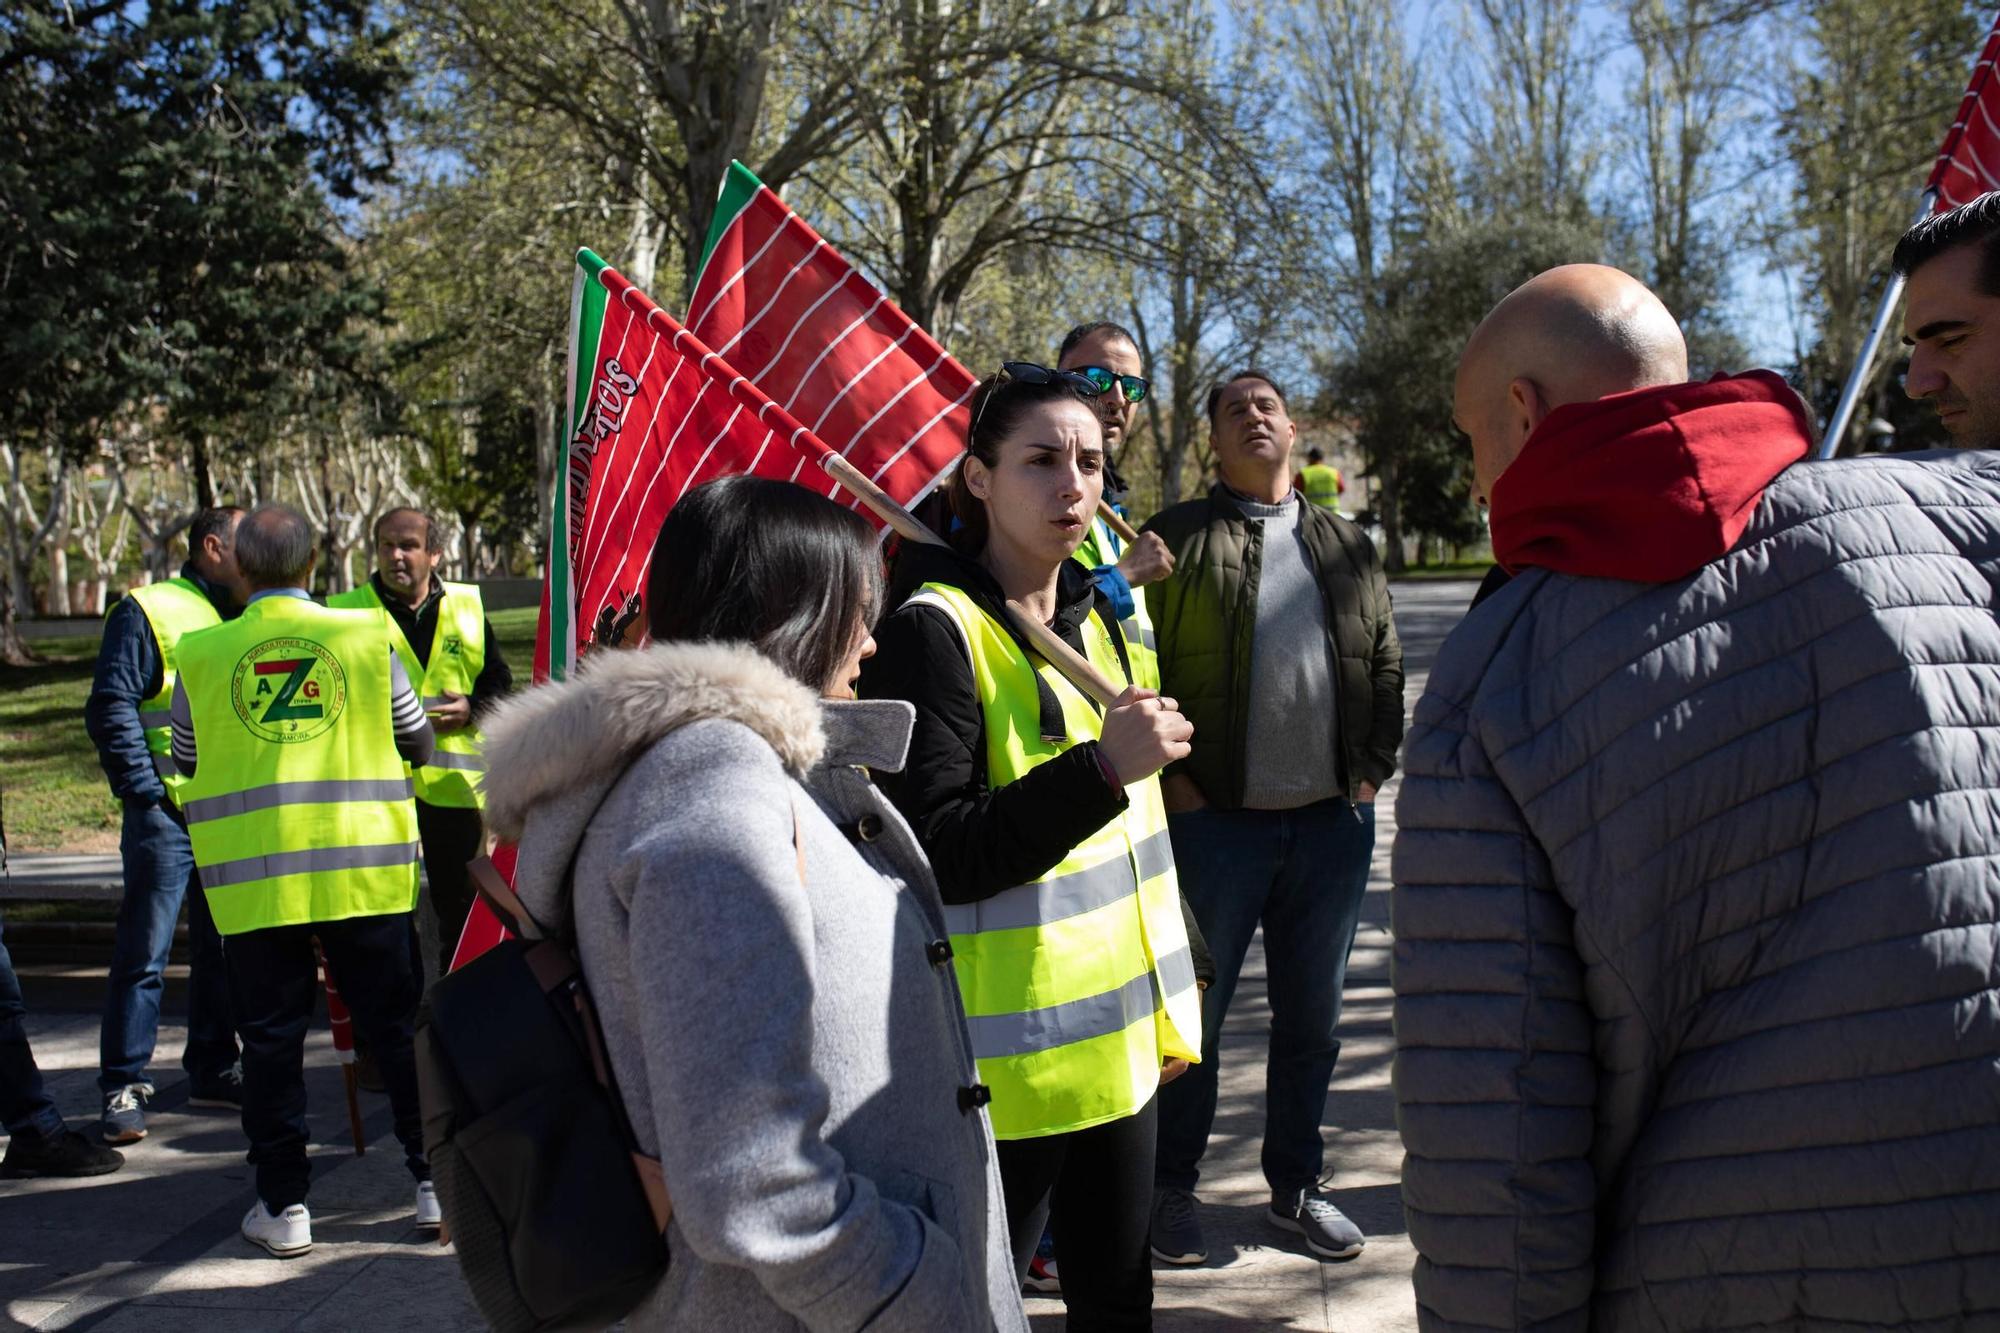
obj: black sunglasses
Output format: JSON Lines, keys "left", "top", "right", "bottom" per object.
{"left": 972, "top": 361, "right": 1108, "bottom": 435}
{"left": 1067, "top": 364, "right": 1151, "bottom": 404}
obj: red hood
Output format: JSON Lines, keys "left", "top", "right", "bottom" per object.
{"left": 1488, "top": 370, "right": 1813, "bottom": 583}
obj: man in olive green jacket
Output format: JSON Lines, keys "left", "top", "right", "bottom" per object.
{"left": 1140, "top": 369, "right": 1404, "bottom": 1268}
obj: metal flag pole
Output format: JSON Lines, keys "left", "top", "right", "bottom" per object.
{"left": 1818, "top": 190, "right": 1938, "bottom": 460}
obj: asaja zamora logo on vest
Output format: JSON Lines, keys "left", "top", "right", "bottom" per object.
{"left": 230, "top": 638, "right": 348, "bottom": 743}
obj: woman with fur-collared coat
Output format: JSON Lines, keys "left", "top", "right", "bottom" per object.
{"left": 477, "top": 477, "right": 1027, "bottom": 1332}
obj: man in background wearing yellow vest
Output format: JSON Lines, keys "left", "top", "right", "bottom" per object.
{"left": 169, "top": 504, "right": 439, "bottom": 1257}
{"left": 83, "top": 506, "right": 247, "bottom": 1145}
{"left": 1297, "top": 447, "right": 1344, "bottom": 513}
{"left": 331, "top": 507, "right": 510, "bottom": 978}
{"left": 1057, "top": 321, "right": 1173, "bottom": 688}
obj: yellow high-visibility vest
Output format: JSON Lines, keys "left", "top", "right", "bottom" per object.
{"left": 329, "top": 580, "right": 487, "bottom": 809}
{"left": 121, "top": 579, "right": 223, "bottom": 802}
{"left": 1301, "top": 462, "right": 1343, "bottom": 512}
{"left": 906, "top": 580, "right": 1201, "bottom": 1139}
{"left": 174, "top": 596, "right": 419, "bottom": 936}
{"left": 1071, "top": 514, "right": 1159, "bottom": 691}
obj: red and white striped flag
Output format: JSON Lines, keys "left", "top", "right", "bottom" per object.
{"left": 686, "top": 161, "right": 975, "bottom": 515}
{"left": 1929, "top": 14, "right": 2000, "bottom": 208}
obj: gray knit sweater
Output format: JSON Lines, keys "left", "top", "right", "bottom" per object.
{"left": 479, "top": 643, "right": 1027, "bottom": 1333}
{"left": 1230, "top": 487, "right": 1341, "bottom": 808}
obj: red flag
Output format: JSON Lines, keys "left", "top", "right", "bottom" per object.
{"left": 686, "top": 162, "right": 975, "bottom": 518}
{"left": 1928, "top": 15, "right": 2000, "bottom": 208}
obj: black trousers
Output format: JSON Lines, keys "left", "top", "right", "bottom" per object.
{"left": 998, "top": 1094, "right": 1156, "bottom": 1331}
{"left": 223, "top": 911, "right": 428, "bottom": 1208}
{"left": 415, "top": 801, "right": 482, "bottom": 977}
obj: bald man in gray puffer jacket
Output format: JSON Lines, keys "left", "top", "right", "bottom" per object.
{"left": 1393, "top": 264, "right": 2000, "bottom": 1331}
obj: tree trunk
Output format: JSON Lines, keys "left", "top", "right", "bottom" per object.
{"left": 0, "top": 577, "right": 37, "bottom": 667}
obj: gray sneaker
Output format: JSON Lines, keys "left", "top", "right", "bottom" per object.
{"left": 1149, "top": 1186, "right": 1207, "bottom": 1265}
{"left": 99, "top": 1081, "right": 154, "bottom": 1145}
{"left": 1268, "top": 1186, "right": 1364, "bottom": 1259}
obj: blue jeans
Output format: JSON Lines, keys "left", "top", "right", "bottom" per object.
{"left": 1155, "top": 797, "right": 1374, "bottom": 1196}
{"left": 99, "top": 798, "right": 237, "bottom": 1094}
{"left": 1, "top": 908, "right": 64, "bottom": 1140}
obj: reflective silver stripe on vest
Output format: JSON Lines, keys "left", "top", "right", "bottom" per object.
{"left": 138, "top": 708, "right": 174, "bottom": 729}
{"left": 1122, "top": 618, "right": 1156, "bottom": 654}
{"left": 423, "top": 751, "right": 486, "bottom": 772}
{"left": 941, "top": 829, "right": 1173, "bottom": 936}
{"left": 421, "top": 696, "right": 449, "bottom": 710}
{"left": 152, "top": 754, "right": 179, "bottom": 777}
{"left": 183, "top": 778, "right": 415, "bottom": 826}
{"left": 198, "top": 841, "right": 420, "bottom": 890}
{"left": 1154, "top": 944, "right": 1197, "bottom": 1000}
{"left": 966, "top": 965, "right": 1161, "bottom": 1060}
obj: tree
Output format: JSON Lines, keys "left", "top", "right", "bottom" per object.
{"left": 1331, "top": 215, "right": 1606, "bottom": 569}
{"left": 1622, "top": 0, "right": 1755, "bottom": 372}
{"left": 0, "top": 0, "right": 401, "bottom": 652}
{"left": 1456, "top": 0, "right": 1601, "bottom": 219}
{"left": 1778, "top": 0, "right": 1986, "bottom": 449}
{"left": 410, "top": 0, "right": 872, "bottom": 296}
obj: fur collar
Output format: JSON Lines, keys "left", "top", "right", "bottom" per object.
{"left": 478, "top": 641, "right": 825, "bottom": 841}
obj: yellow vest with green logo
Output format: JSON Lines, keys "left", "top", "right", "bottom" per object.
{"left": 1071, "top": 515, "right": 1159, "bottom": 691}
{"left": 121, "top": 579, "right": 223, "bottom": 802}
{"left": 907, "top": 581, "right": 1201, "bottom": 1139}
{"left": 1301, "top": 462, "right": 1343, "bottom": 511}
{"left": 174, "top": 596, "right": 420, "bottom": 936}
{"left": 329, "top": 580, "right": 487, "bottom": 809}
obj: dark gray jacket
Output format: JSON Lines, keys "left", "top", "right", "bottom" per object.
{"left": 480, "top": 642, "right": 1027, "bottom": 1333}
{"left": 1394, "top": 452, "right": 2000, "bottom": 1331}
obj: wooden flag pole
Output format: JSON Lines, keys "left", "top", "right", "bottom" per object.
{"left": 818, "top": 452, "right": 1125, "bottom": 709}
{"left": 1096, "top": 500, "right": 1140, "bottom": 544}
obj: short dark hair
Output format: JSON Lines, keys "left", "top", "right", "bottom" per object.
{"left": 947, "top": 372, "right": 1099, "bottom": 555}
{"left": 1891, "top": 192, "right": 2000, "bottom": 292}
{"left": 1206, "top": 370, "right": 1289, "bottom": 425}
{"left": 374, "top": 506, "right": 442, "bottom": 553}
{"left": 646, "top": 475, "right": 882, "bottom": 693}
{"left": 234, "top": 504, "right": 315, "bottom": 589}
{"left": 1058, "top": 321, "right": 1139, "bottom": 363}
{"left": 1306, "top": 446, "right": 1325, "bottom": 463}
{"left": 188, "top": 505, "right": 243, "bottom": 553}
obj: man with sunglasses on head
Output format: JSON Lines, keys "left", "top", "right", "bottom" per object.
{"left": 1057, "top": 323, "right": 1175, "bottom": 683}
{"left": 1140, "top": 370, "right": 1404, "bottom": 1272}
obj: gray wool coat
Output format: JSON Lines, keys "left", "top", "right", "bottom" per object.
{"left": 1394, "top": 452, "right": 2000, "bottom": 1331}
{"left": 479, "top": 641, "right": 1028, "bottom": 1333}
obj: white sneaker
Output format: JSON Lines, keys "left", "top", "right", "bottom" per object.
{"left": 415, "top": 1180, "right": 442, "bottom": 1229}
{"left": 242, "top": 1199, "right": 312, "bottom": 1257}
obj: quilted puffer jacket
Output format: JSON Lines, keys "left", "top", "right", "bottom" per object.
{"left": 1393, "top": 371, "right": 2000, "bottom": 1331}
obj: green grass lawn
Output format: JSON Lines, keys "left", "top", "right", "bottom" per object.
{"left": 0, "top": 603, "right": 545, "bottom": 854}
{"left": 1, "top": 629, "right": 118, "bottom": 853}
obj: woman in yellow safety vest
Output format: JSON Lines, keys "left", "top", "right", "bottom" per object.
{"left": 863, "top": 365, "right": 1207, "bottom": 1330}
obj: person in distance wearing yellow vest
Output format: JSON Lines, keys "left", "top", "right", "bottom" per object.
{"left": 1297, "top": 447, "right": 1344, "bottom": 513}
{"left": 83, "top": 505, "right": 247, "bottom": 1145}
{"left": 863, "top": 366, "right": 1209, "bottom": 1329}
{"left": 1057, "top": 321, "right": 1173, "bottom": 693}
{"left": 168, "top": 504, "right": 439, "bottom": 1257}
{"left": 330, "top": 507, "right": 511, "bottom": 978}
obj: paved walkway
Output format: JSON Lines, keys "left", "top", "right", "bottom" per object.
{"left": 1, "top": 580, "right": 1477, "bottom": 1332}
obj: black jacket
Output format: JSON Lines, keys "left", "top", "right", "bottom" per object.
{"left": 862, "top": 542, "right": 1213, "bottom": 983}
{"left": 370, "top": 573, "right": 514, "bottom": 721}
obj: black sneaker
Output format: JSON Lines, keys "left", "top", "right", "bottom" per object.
{"left": 1268, "top": 1186, "right": 1364, "bottom": 1259}
{"left": 1149, "top": 1185, "right": 1207, "bottom": 1265}
{"left": 2, "top": 1129, "right": 125, "bottom": 1179}
{"left": 188, "top": 1061, "right": 244, "bottom": 1110}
